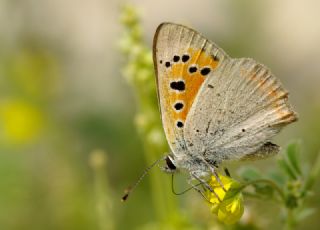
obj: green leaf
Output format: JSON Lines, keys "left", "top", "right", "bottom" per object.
{"left": 239, "top": 167, "right": 262, "bottom": 181}
{"left": 267, "top": 171, "right": 286, "bottom": 187}
{"left": 278, "top": 158, "right": 297, "bottom": 180}
{"left": 302, "top": 152, "right": 320, "bottom": 196}
{"left": 286, "top": 142, "right": 302, "bottom": 176}
{"left": 296, "top": 208, "right": 317, "bottom": 221}
{"left": 239, "top": 168, "right": 275, "bottom": 198}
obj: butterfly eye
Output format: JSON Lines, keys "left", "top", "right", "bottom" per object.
{"left": 165, "top": 156, "right": 176, "bottom": 170}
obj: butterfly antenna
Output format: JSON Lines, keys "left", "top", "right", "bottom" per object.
{"left": 121, "top": 156, "right": 166, "bottom": 202}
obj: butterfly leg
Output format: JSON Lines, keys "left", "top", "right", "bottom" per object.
{"left": 224, "top": 167, "right": 231, "bottom": 177}
{"left": 190, "top": 172, "right": 222, "bottom": 202}
{"left": 197, "top": 156, "right": 227, "bottom": 192}
{"left": 210, "top": 167, "right": 226, "bottom": 192}
{"left": 185, "top": 178, "right": 212, "bottom": 203}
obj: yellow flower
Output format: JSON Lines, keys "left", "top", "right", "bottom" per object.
{"left": 0, "top": 100, "right": 44, "bottom": 144}
{"left": 206, "top": 174, "right": 244, "bottom": 224}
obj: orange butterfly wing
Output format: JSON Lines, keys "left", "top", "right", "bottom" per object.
{"left": 153, "top": 23, "right": 230, "bottom": 156}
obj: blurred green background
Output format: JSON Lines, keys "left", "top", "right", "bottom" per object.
{"left": 0, "top": 0, "right": 319, "bottom": 229}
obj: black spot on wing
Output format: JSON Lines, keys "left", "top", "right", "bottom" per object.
{"left": 212, "top": 54, "right": 219, "bottom": 61}
{"left": 170, "top": 81, "right": 185, "bottom": 91}
{"left": 173, "top": 55, "right": 180, "bottom": 62}
{"left": 182, "top": 54, "right": 190, "bottom": 62}
{"left": 189, "top": 66, "right": 197, "bottom": 74}
{"left": 176, "top": 121, "right": 184, "bottom": 128}
{"left": 200, "top": 67, "right": 211, "bottom": 76}
{"left": 174, "top": 102, "right": 184, "bottom": 111}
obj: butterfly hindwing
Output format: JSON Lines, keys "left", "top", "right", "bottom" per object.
{"left": 184, "top": 58, "right": 298, "bottom": 162}
{"left": 153, "top": 23, "right": 230, "bottom": 157}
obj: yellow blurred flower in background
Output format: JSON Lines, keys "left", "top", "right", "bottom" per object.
{"left": 206, "top": 174, "right": 244, "bottom": 225}
{"left": 0, "top": 100, "right": 44, "bottom": 144}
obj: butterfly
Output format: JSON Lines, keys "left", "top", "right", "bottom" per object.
{"left": 121, "top": 22, "right": 298, "bottom": 202}
{"left": 153, "top": 22, "right": 298, "bottom": 185}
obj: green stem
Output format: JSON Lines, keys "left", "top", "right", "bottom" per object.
{"left": 120, "top": 5, "right": 178, "bottom": 224}
{"left": 284, "top": 208, "right": 296, "bottom": 230}
{"left": 89, "top": 150, "right": 114, "bottom": 230}
{"left": 242, "top": 191, "right": 266, "bottom": 199}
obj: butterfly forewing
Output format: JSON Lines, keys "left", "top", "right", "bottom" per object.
{"left": 153, "top": 23, "right": 230, "bottom": 157}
